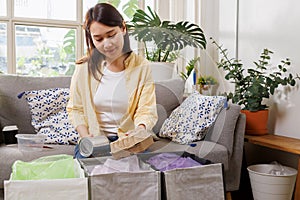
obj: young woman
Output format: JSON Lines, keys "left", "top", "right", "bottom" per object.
{"left": 67, "top": 3, "right": 158, "bottom": 158}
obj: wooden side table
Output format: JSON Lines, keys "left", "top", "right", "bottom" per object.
{"left": 245, "top": 134, "right": 300, "bottom": 200}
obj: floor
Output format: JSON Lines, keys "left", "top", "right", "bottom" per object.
{"left": 0, "top": 189, "right": 3, "bottom": 200}
{"left": 231, "top": 149, "right": 254, "bottom": 200}
{"left": 1, "top": 184, "right": 253, "bottom": 200}
{"left": 1, "top": 188, "right": 249, "bottom": 200}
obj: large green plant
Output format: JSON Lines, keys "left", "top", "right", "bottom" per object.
{"left": 212, "top": 38, "right": 300, "bottom": 112}
{"left": 127, "top": 6, "right": 206, "bottom": 62}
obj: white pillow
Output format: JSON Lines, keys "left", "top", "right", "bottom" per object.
{"left": 21, "top": 88, "right": 78, "bottom": 144}
{"left": 159, "top": 91, "right": 226, "bottom": 144}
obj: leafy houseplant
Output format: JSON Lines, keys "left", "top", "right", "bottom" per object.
{"left": 212, "top": 38, "right": 299, "bottom": 112}
{"left": 212, "top": 38, "right": 300, "bottom": 135}
{"left": 127, "top": 6, "right": 206, "bottom": 62}
{"left": 197, "top": 75, "right": 218, "bottom": 87}
{"left": 180, "top": 57, "right": 200, "bottom": 81}
{"left": 196, "top": 75, "right": 218, "bottom": 95}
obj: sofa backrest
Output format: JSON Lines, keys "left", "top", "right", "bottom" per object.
{"left": 0, "top": 74, "right": 185, "bottom": 143}
{"left": 0, "top": 75, "right": 72, "bottom": 143}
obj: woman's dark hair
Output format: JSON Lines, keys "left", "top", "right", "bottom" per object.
{"left": 79, "top": 3, "right": 132, "bottom": 80}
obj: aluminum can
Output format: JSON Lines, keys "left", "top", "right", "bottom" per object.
{"left": 79, "top": 136, "right": 110, "bottom": 157}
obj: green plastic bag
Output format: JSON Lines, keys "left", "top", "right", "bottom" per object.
{"left": 11, "top": 154, "right": 76, "bottom": 180}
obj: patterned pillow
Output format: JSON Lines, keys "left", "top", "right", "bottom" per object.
{"left": 20, "top": 88, "right": 78, "bottom": 144}
{"left": 159, "top": 91, "right": 227, "bottom": 144}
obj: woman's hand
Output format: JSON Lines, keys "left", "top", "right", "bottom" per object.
{"left": 125, "top": 124, "right": 146, "bottom": 136}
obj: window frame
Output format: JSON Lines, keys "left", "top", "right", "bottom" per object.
{"left": 1, "top": 0, "right": 202, "bottom": 76}
{"left": 0, "top": 0, "right": 83, "bottom": 74}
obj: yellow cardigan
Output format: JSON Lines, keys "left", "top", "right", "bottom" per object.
{"left": 67, "top": 52, "right": 158, "bottom": 138}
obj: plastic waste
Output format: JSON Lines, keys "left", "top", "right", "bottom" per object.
{"left": 11, "top": 154, "right": 76, "bottom": 180}
{"left": 268, "top": 161, "right": 289, "bottom": 176}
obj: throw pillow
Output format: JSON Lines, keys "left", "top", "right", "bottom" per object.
{"left": 152, "top": 78, "right": 185, "bottom": 134}
{"left": 19, "top": 88, "right": 78, "bottom": 144}
{"left": 159, "top": 91, "right": 227, "bottom": 144}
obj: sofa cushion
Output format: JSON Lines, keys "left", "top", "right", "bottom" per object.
{"left": 159, "top": 91, "right": 226, "bottom": 144}
{"left": 0, "top": 75, "right": 72, "bottom": 141}
{"left": 20, "top": 88, "right": 79, "bottom": 144}
{"left": 152, "top": 78, "right": 185, "bottom": 134}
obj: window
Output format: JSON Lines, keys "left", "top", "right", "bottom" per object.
{"left": 15, "top": 25, "right": 76, "bottom": 76}
{"left": 1, "top": 0, "right": 201, "bottom": 76}
{"left": 0, "top": 0, "right": 143, "bottom": 76}
{"left": 0, "top": 0, "right": 79, "bottom": 76}
{"left": 0, "top": 23, "right": 6, "bottom": 73}
{"left": 0, "top": 0, "right": 6, "bottom": 16}
{"left": 14, "top": 0, "right": 76, "bottom": 21}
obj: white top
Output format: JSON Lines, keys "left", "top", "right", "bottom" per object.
{"left": 94, "top": 67, "right": 128, "bottom": 136}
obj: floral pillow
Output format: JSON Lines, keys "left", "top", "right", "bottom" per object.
{"left": 19, "top": 88, "right": 78, "bottom": 144}
{"left": 159, "top": 91, "right": 227, "bottom": 144}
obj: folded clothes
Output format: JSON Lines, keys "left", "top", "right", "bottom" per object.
{"left": 146, "top": 153, "right": 201, "bottom": 171}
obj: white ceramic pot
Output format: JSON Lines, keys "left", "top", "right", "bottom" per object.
{"left": 149, "top": 62, "right": 175, "bottom": 81}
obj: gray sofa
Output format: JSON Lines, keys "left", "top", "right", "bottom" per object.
{"left": 0, "top": 74, "right": 245, "bottom": 192}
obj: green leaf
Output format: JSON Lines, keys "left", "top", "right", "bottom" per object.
{"left": 212, "top": 40, "right": 299, "bottom": 111}
{"left": 127, "top": 6, "right": 206, "bottom": 61}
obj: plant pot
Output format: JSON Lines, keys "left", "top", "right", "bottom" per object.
{"left": 241, "top": 110, "right": 269, "bottom": 135}
{"left": 149, "top": 62, "right": 175, "bottom": 81}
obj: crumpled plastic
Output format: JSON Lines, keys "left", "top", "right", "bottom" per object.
{"left": 90, "top": 155, "right": 153, "bottom": 175}
{"left": 268, "top": 161, "right": 291, "bottom": 176}
{"left": 11, "top": 154, "right": 76, "bottom": 180}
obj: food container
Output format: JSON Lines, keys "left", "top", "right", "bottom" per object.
{"left": 15, "top": 134, "right": 46, "bottom": 152}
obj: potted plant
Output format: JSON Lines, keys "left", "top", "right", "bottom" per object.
{"left": 127, "top": 6, "right": 206, "bottom": 80}
{"left": 212, "top": 38, "right": 300, "bottom": 135}
{"left": 197, "top": 75, "right": 218, "bottom": 94}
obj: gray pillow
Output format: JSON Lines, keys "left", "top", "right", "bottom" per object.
{"left": 152, "top": 78, "right": 185, "bottom": 134}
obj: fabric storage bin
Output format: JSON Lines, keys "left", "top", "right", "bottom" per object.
{"left": 4, "top": 159, "right": 88, "bottom": 200}
{"left": 78, "top": 155, "right": 161, "bottom": 200}
{"left": 138, "top": 152, "right": 225, "bottom": 200}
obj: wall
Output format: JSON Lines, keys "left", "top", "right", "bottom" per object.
{"left": 238, "top": 0, "right": 300, "bottom": 139}
{"left": 203, "top": 0, "right": 300, "bottom": 171}
{"left": 206, "top": 0, "right": 300, "bottom": 140}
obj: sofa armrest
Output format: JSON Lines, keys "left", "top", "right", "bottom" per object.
{"left": 224, "top": 113, "right": 246, "bottom": 191}
{"left": 206, "top": 104, "right": 241, "bottom": 156}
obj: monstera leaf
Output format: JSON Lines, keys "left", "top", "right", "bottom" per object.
{"left": 127, "top": 6, "right": 206, "bottom": 61}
